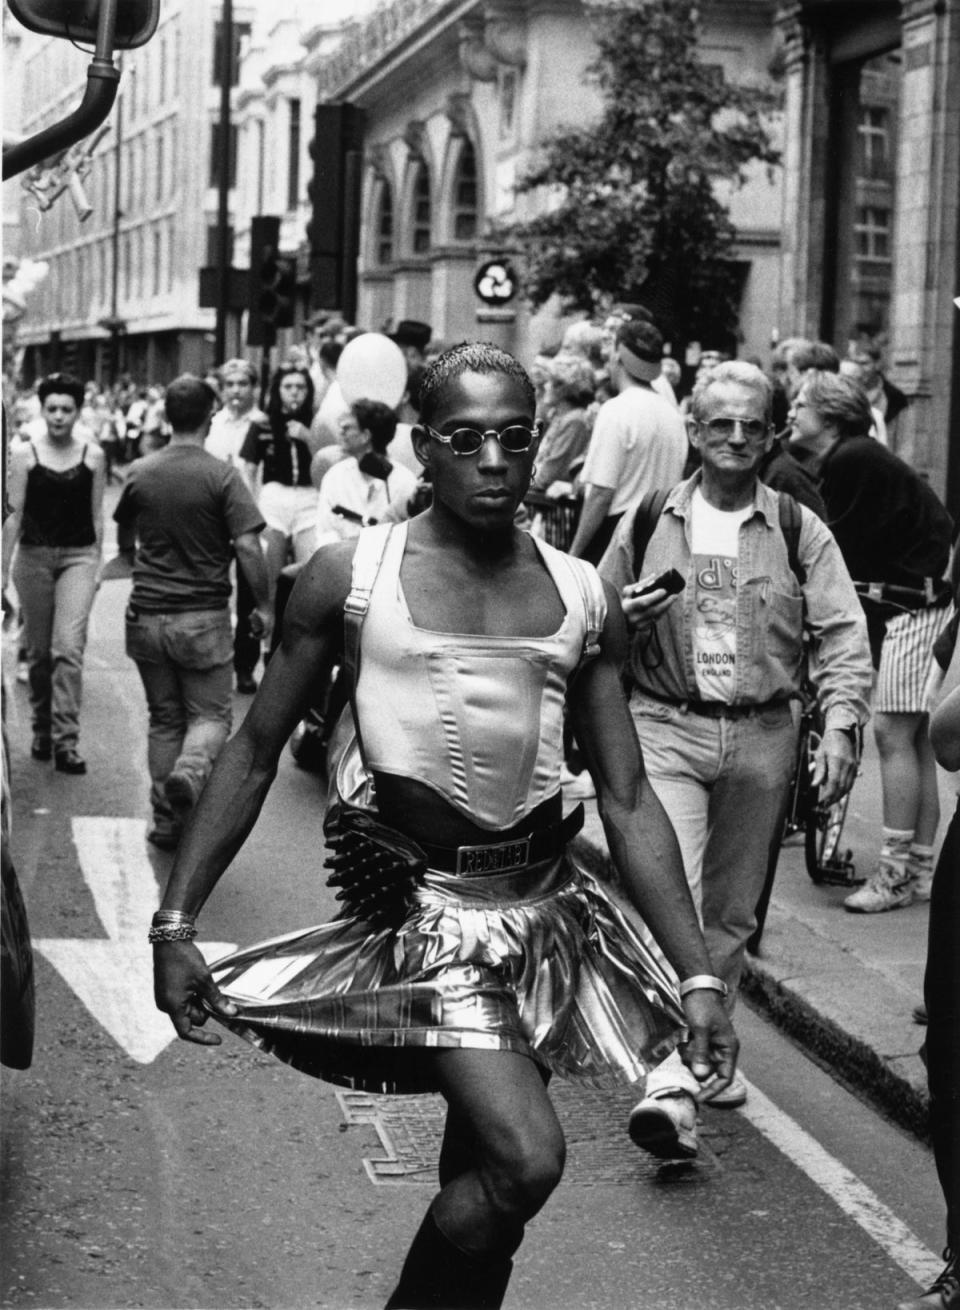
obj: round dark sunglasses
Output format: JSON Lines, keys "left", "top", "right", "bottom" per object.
{"left": 422, "top": 423, "right": 539, "bottom": 457}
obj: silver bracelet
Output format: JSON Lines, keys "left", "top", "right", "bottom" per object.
{"left": 678, "top": 974, "right": 728, "bottom": 999}
{"left": 148, "top": 922, "right": 198, "bottom": 944}
{"left": 152, "top": 909, "right": 197, "bottom": 926}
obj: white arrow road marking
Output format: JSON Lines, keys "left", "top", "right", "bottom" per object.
{"left": 739, "top": 1077, "right": 943, "bottom": 1288}
{"left": 35, "top": 816, "right": 235, "bottom": 1065}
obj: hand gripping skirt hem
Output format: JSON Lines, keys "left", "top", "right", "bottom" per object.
{"left": 207, "top": 850, "right": 686, "bottom": 1095}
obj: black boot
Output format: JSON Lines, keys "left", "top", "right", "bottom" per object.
{"left": 384, "top": 1208, "right": 518, "bottom": 1310}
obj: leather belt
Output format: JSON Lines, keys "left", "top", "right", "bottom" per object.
{"left": 639, "top": 690, "right": 792, "bottom": 720}
{"left": 419, "top": 803, "right": 585, "bottom": 875}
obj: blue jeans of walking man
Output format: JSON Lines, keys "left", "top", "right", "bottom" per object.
{"left": 125, "top": 606, "right": 233, "bottom": 843}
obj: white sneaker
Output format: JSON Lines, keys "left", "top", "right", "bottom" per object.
{"left": 16, "top": 658, "right": 28, "bottom": 685}
{"left": 628, "top": 1090, "right": 699, "bottom": 1159}
{"left": 844, "top": 860, "right": 915, "bottom": 913}
{"left": 560, "top": 764, "right": 595, "bottom": 799}
{"left": 700, "top": 1071, "right": 748, "bottom": 1108}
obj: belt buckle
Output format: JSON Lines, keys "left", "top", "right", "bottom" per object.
{"left": 456, "top": 836, "right": 531, "bottom": 876}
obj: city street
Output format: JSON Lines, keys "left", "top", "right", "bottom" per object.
{"left": 0, "top": 515, "right": 948, "bottom": 1310}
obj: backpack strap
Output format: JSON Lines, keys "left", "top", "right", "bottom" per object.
{"left": 777, "top": 492, "right": 806, "bottom": 588}
{"left": 341, "top": 523, "right": 395, "bottom": 772}
{"left": 631, "top": 486, "right": 671, "bottom": 578}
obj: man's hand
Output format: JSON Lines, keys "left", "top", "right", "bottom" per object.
{"left": 811, "top": 727, "right": 858, "bottom": 808}
{"left": 249, "top": 605, "right": 274, "bottom": 647}
{"left": 153, "top": 939, "right": 238, "bottom": 1045}
{"left": 620, "top": 577, "right": 680, "bottom": 634}
{"left": 679, "top": 990, "right": 739, "bottom": 1093}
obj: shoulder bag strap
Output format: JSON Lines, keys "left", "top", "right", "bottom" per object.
{"left": 341, "top": 523, "right": 395, "bottom": 772}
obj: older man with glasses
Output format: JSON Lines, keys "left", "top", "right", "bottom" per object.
{"left": 598, "top": 360, "right": 872, "bottom": 1150}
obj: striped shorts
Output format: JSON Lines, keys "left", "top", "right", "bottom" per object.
{"left": 875, "top": 605, "right": 951, "bottom": 713}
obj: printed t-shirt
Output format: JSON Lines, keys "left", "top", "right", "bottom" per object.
{"left": 689, "top": 487, "right": 754, "bottom": 702}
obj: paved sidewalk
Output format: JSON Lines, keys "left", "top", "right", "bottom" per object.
{"left": 573, "top": 732, "right": 956, "bottom": 1140}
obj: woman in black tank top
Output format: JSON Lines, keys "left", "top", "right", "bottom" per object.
{"left": 4, "top": 374, "right": 106, "bottom": 774}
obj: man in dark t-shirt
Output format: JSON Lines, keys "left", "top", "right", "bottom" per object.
{"left": 115, "top": 375, "right": 272, "bottom": 850}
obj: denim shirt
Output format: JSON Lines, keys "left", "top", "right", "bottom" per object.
{"left": 598, "top": 473, "right": 873, "bottom": 731}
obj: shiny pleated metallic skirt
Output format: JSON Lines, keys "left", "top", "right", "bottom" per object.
{"left": 209, "top": 851, "right": 686, "bottom": 1095}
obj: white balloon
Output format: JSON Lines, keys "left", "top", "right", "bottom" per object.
{"left": 336, "top": 333, "right": 408, "bottom": 409}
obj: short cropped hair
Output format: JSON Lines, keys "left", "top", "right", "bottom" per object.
{"left": 789, "top": 339, "right": 839, "bottom": 374}
{"left": 418, "top": 342, "right": 536, "bottom": 427}
{"left": 219, "top": 358, "right": 257, "bottom": 386}
{"left": 547, "top": 353, "right": 596, "bottom": 407}
{"left": 801, "top": 371, "right": 873, "bottom": 438}
{"left": 351, "top": 398, "right": 397, "bottom": 453}
{"left": 560, "top": 320, "right": 606, "bottom": 370}
{"left": 38, "top": 372, "right": 85, "bottom": 408}
{"left": 690, "top": 360, "right": 773, "bottom": 425}
{"left": 164, "top": 374, "right": 217, "bottom": 432}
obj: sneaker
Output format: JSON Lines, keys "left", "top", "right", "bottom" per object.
{"left": 896, "top": 1251, "right": 959, "bottom": 1309}
{"left": 16, "top": 658, "right": 29, "bottom": 685}
{"left": 701, "top": 1071, "right": 748, "bottom": 1108}
{"left": 164, "top": 767, "right": 202, "bottom": 814}
{"left": 146, "top": 823, "right": 181, "bottom": 852}
{"left": 560, "top": 764, "right": 595, "bottom": 799}
{"left": 628, "top": 1090, "right": 699, "bottom": 1159}
{"left": 910, "top": 869, "right": 934, "bottom": 903}
{"left": 54, "top": 747, "right": 87, "bottom": 775}
{"left": 844, "top": 860, "right": 915, "bottom": 913}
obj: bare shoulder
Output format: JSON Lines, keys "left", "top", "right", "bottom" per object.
{"left": 284, "top": 539, "right": 356, "bottom": 637}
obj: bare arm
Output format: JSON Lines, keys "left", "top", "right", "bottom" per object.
{"left": 87, "top": 444, "right": 107, "bottom": 554}
{"left": 567, "top": 581, "right": 738, "bottom": 1085}
{"left": 152, "top": 541, "right": 355, "bottom": 1043}
{"left": 1, "top": 445, "right": 29, "bottom": 590}
{"left": 233, "top": 529, "right": 273, "bottom": 643}
{"left": 568, "top": 484, "right": 614, "bottom": 558}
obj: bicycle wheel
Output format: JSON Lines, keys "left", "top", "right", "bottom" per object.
{"left": 804, "top": 793, "right": 858, "bottom": 884}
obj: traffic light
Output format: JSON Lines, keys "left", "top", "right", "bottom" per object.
{"left": 259, "top": 252, "right": 297, "bottom": 330}
{"left": 247, "top": 215, "right": 296, "bottom": 346}
{"left": 307, "top": 104, "right": 364, "bottom": 318}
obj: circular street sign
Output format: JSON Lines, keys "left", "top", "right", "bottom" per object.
{"left": 474, "top": 259, "right": 518, "bottom": 305}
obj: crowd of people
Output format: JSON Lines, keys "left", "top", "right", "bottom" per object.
{"left": 3, "top": 305, "right": 958, "bottom": 1310}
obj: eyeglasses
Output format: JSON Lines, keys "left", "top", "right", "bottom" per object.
{"left": 699, "top": 417, "right": 768, "bottom": 440}
{"left": 422, "top": 423, "right": 539, "bottom": 457}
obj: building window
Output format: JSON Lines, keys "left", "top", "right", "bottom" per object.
{"left": 452, "top": 140, "right": 478, "bottom": 241}
{"left": 157, "top": 33, "right": 166, "bottom": 106}
{"left": 287, "top": 98, "right": 301, "bottom": 210}
{"left": 375, "top": 180, "right": 393, "bottom": 264}
{"left": 411, "top": 163, "right": 431, "bottom": 254}
{"left": 167, "top": 219, "right": 174, "bottom": 292}
{"left": 499, "top": 69, "right": 517, "bottom": 139}
{"left": 153, "top": 226, "right": 163, "bottom": 295}
{"left": 855, "top": 206, "right": 891, "bottom": 261}
{"left": 858, "top": 106, "right": 890, "bottom": 178}
{"left": 209, "top": 122, "right": 238, "bottom": 189}
{"left": 212, "top": 20, "right": 251, "bottom": 87}
{"left": 156, "top": 128, "right": 164, "bottom": 202}
{"left": 122, "top": 233, "right": 132, "bottom": 302}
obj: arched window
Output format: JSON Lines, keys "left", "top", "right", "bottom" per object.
{"left": 411, "top": 162, "right": 431, "bottom": 254}
{"left": 452, "top": 140, "right": 478, "bottom": 241}
{"left": 376, "top": 180, "right": 394, "bottom": 265}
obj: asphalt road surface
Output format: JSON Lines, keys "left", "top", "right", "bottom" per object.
{"left": 1, "top": 554, "right": 945, "bottom": 1310}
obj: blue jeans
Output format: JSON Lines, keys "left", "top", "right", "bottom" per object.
{"left": 125, "top": 607, "right": 233, "bottom": 824}
{"left": 631, "top": 697, "right": 799, "bottom": 1006}
{"left": 12, "top": 545, "right": 100, "bottom": 749}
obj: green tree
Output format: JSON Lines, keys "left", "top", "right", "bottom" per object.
{"left": 503, "top": 0, "right": 780, "bottom": 348}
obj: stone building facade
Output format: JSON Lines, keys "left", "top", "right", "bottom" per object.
{"left": 302, "top": 0, "right": 783, "bottom": 364}
{"left": 776, "top": 0, "right": 960, "bottom": 506}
